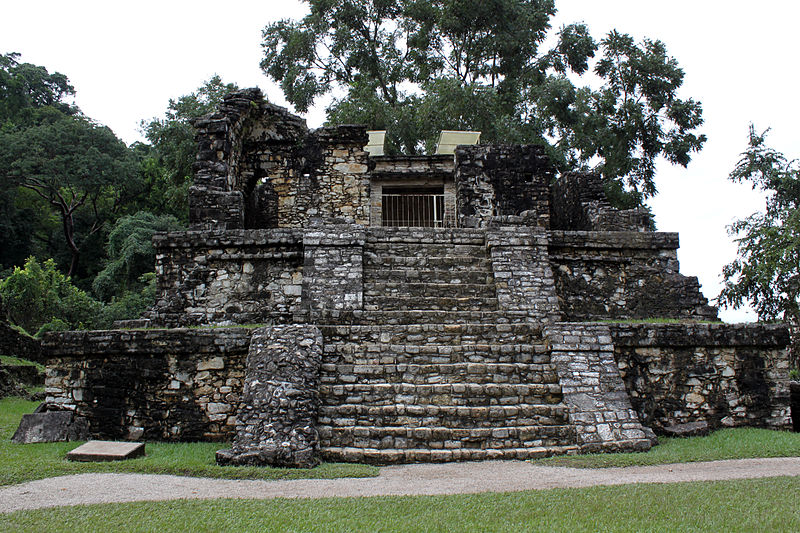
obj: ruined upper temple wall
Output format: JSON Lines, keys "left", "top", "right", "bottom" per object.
{"left": 189, "top": 89, "right": 370, "bottom": 230}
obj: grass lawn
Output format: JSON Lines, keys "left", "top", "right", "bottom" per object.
{"left": 2, "top": 476, "right": 799, "bottom": 532}
{"left": 534, "top": 427, "right": 800, "bottom": 468}
{"left": 0, "top": 397, "right": 378, "bottom": 486}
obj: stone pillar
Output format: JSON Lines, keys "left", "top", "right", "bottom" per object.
{"left": 487, "top": 225, "right": 561, "bottom": 323}
{"left": 216, "top": 325, "right": 323, "bottom": 468}
{"left": 315, "top": 125, "right": 371, "bottom": 225}
{"left": 301, "top": 222, "right": 365, "bottom": 322}
{"left": 545, "top": 323, "right": 654, "bottom": 453}
{"left": 454, "top": 145, "right": 554, "bottom": 228}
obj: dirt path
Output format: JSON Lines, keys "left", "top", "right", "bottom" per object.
{"left": 1, "top": 457, "right": 799, "bottom": 514}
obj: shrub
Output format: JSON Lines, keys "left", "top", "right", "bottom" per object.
{"left": 0, "top": 257, "right": 102, "bottom": 335}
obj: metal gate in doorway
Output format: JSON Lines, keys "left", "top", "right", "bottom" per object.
{"left": 381, "top": 187, "right": 445, "bottom": 228}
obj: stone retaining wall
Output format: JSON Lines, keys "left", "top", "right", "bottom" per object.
{"left": 43, "top": 328, "right": 253, "bottom": 441}
{"left": 151, "top": 229, "right": 303, "bottom": 327}
{"left": 549, "top": 231, "right": 718, "bottom": 321}
{"left": 610, "top": 323, "right": 792, "bottom": 431}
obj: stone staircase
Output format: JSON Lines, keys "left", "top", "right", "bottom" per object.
{"left": 361, "top": 228, "right": 499, "bottom": 319}
{"left": 316, "top": 228, "right": 579, "bottom": 463}
{"left": 317, "top": 323, "right": 578, "bottom": 463}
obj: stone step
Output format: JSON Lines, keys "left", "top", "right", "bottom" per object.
{"left": 319, "top": 403, "right": 570, "bottom": 429}
{"left": 319, "top": 382, "right": 562, "bottom": 405}
{"left": 366, "top": 227, "right": 487, "bottom": 245}
{"left": 319, "top": 362, "right": 558, "bottom": 385}
{"left": 349, "top": 310, "right": 515, "bottom": 325}
{"left": 365, "top": 243, "right": 488, "bottom": 257}
{"left": 363, "top": 255, "right": 492, "bottom": 271}
{"left": 362, "top": 296, "right": 499, "bottom": 312}
{"left": 363, "top": 282, "right": 497, "bottom": 299}
{"left": 319, "top": 445, "right": 580, "bottom": 464}
{"left": 364, "top": 268, "right": 494, "bottom": 285}
{"left": 319, "top": 424, "right": 577, "bottom": 451}
{"left": 320, "top": 323, "right": 544, "bottom": 345}
{"left": 322, "top": 342, "right": 550, "bottom": 365}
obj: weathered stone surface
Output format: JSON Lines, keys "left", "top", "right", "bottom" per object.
{"left": 544, "top": 323, "right": 653, "bottom": 453}
{"left": 36, "top": 88, "right": 796, "bottom": 465}
{"left": 611, "top": 323, "right": 792, "bottom": 431}
{"left": 218, "top": 325, "right": 323, "bottom": 468}
{"left": 549, "top": 231, "right": 718, "bottom": 321}
{"left": 66, "top": 441, "right": 146, "bottom": 462}
{"left": 550, "top": 172, "right": 652, "bottom": 232}
{"left": 12, "top": 411, "right": 89, "bottom": 443}
{"left": 302, "top": 223, "right": 364, "bottom": 321}
{"left": 42, "top": 328, "right": 252, "bottom": 441}
{"left": 487, "top": 226, "right": 561, "bottom": 324}
{"left": 150, "top": 229, "right": 304, "bottom": 327}
{"left": 454, "top": 144, "right": 554, "bottom": 228}
{"left": 661, "top": 421, "right": 709, "bottom": 438}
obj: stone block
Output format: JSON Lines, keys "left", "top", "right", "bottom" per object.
{"left": 12, "top": 411, "right": 89, "bottom": 444}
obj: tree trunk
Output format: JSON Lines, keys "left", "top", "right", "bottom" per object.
{"left": 61, "top": 210, "right": 80, "bottom": 277}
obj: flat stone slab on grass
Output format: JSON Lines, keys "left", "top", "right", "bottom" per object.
{"left": 66, "top": 441, "right": 145, "bottom": 462}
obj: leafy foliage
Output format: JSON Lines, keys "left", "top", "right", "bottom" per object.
{"left": 718, "top": 126, "right": 800, "bottom": 323}
{"left": 0, "top": 53, "right": 79, "bottom": 272}
{"left": 0, "top": 110, "right": 139, "bottom": 276}
{"left": 139, "top": 75, "right": 239, "bottom": 222}
{"left": 0, "top": 257, "right": 102, "bottom": 336}
{"left": 262, "top": 0, "right": 706, "bottom": 200}
{"left": 92, "top": 211, "right": 181, "bottom": 301}
{"left": 96, "top": 272, "right": 157, "bottom": 327}
{"left": 0, "top": 52, "right": 76, "bottom": 128}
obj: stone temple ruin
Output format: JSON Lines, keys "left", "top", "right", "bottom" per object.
{"left": 42, "top": 89, "right": 793, "bottom": 467}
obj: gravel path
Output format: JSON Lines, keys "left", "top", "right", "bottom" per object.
{"left": 1, "top": 457, "right": 799, "bottom": 514}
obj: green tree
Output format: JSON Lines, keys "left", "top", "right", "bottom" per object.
{"left": 718, "top": 126, "right": 800, "bottom": 324}
{"left": 0, "top": 53, "right": 78, "bottom": 271}
{"left": 0, "top": 109, "right": 139, "bottom": 277}
{"left": 0, "top": 256, "right": 102, "bottom": 336}
{"left": 262, "top": 0, "right": 705, "bottom": 201}
{"left": 139, "top": 75, "right": 239, "bottom": 222}
{"left": 0, "top": 52, "right": 76, "bottom": 128}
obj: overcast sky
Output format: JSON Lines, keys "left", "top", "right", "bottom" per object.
{"left": 2, "top": 1, "right": 798, "bottom": 323}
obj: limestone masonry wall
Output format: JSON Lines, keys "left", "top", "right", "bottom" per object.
{"left": 151, "top": 229, "right": 303, "bottom": 327}
{"left": 43, "top": 328, "right": 252, "bottom": 441}
{"left": 549, "top": 231, "right": 718, "bottom": 321}
{"left": 190, "top": 89, "right": 370, "bottom": 230}
{"left": 610, "top": 323, "right": 791, "bottom": 431}
{"left": 302, "top": 223, "right": 365, "bottom": 321}
{"left": 545, "top": 323, "right": 653, "bottom": 452}
{"left": 454, "top": 145, "right": 554, "bottom": 228}
{"left": 487, "top": 226, "right": 561, "bottom": 323}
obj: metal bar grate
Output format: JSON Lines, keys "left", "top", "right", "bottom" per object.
{"left": 382, "top": 193, "right": 446, "bottom": 227}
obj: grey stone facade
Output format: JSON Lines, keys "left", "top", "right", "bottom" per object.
{"left": 38, "top": 88, "right": 794, "bottom": 465}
